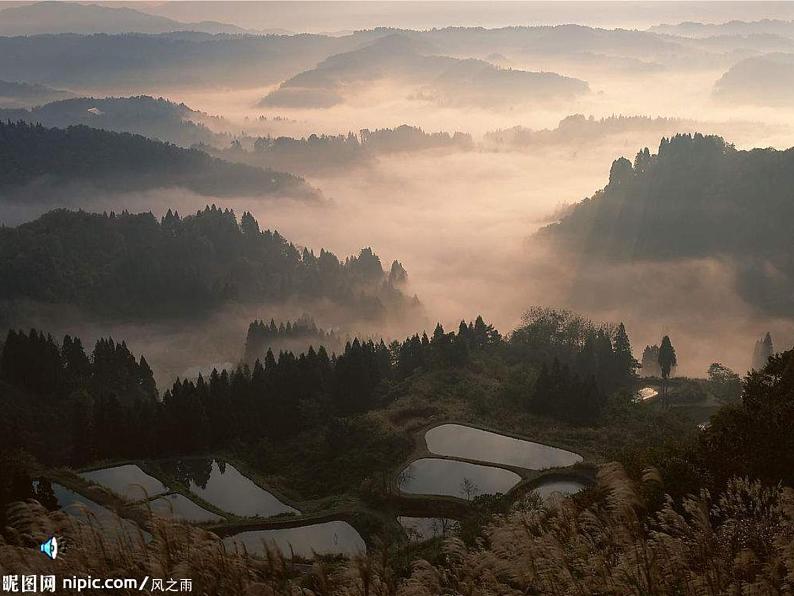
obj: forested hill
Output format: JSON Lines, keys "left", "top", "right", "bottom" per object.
{"left": 0, "top": 121, "right": 316, "bottom": 199}
{"left": 0, "top": 207, "right": 415, "bottom": 319}
{"left": 0, "top": 79, "right": 73, "bottom": 108}
{"left": 208, "top": 125, "right": 473, "bottom": 175}
{"left": 0, "top": 96, "right": 225, "bottom": 147}
{"left": 539, "top": 133, "right": 794, "bottom": 314}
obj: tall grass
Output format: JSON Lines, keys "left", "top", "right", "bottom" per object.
{"left": 2, "top": 464, "right": 792, "bottom": 595}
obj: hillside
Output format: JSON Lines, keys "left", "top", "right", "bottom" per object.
{"left": 0, "top": 33, "right": 348, "bottom": 88}
{"left": 713, "top": 52, "right": 794, "bottom": 105}
{"left": 0, "top": 1, "right": 250, "bottom": 35}
{"left": 0, "top": 207, "right": 414, "bottom": 319}
{"left": 539, "top": 133, "right": 794, "bottom": 315}
{"left": 0, "top": 121, "right": 315, "bottom": 199}
{"left": 0, "top": 96, "right": 225, "bottom": 147}
{"left": 261, "top": 33, "right": 589, "bottom": 108}
{"left": 0, "top": 79, "right": 74, "bottom": 108}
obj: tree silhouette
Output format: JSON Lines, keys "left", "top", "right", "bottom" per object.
{"left": 658, "top": 336, "right": 677, "bottom": 403}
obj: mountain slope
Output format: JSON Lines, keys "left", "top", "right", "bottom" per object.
{"left": 0, "top": 121, "right": 316, "bottom": 200}
{"left": 713, "top": 53, "right": 794, "bottom": 105}
{"left": 0, "top": 2, "right": 250, "bottom": 35}
{"left": 0, "top": 33, "right": 348, "bottom": 88}
{"left": 262, "top": 33, "right": 588, "bottom": 108}
{"left": 539, "top": 133, "right": 794, "bottom": 315}
{"left": 0, "top": 207, "right": 413, "bottom": 319}
{"left": 0, "top": 96, "right": 225, "bottom": 147}
{"left": 0, "top": 80, "right": 74, "bottom": 108}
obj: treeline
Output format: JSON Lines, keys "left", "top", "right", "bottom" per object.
{"left": 209, "top": 125, "right": 473, "bottom": 174}
{"left": 541, "top": 133, "right": 794, "bottom": 315}
{"left": 1, "top": 310, "right": 644, "bottom": 470}
{"left": 484, "top": 114, "right": 690, "bottom": 147}
{"left": 0, "top": 207, "right": 414, "bottom": 319}
{"left": 243, "top": 315, "right": 341, "bottom": 365}
{"left": 1, "top": 317, "right": 504, "bottom": 464}
{"left": 0, "top": 121, "right": 314, "bottom": 199}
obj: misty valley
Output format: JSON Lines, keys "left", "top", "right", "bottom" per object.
{"left": 2, "top": 2, "right": 794, "bottom": 594}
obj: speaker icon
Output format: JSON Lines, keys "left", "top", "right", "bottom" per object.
{"left": 40, "top": 536, "right": 58, "bottom": 560}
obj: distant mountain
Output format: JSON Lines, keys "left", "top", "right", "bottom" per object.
{"left": 650, "top": 20, "right": 794, "bottom": 39}
{"left": 0, "top": 121, "right": 317, "bottom": 200}
{"left": 0, "top": 33, "right": 349, "bottom": 88}
{"left": 0, "top": 80, "right": 74, "bottom": 108}
{"left": 262, "top": 33, "right": 588, "bottom": 108}
{"left": 0, "top": 96, "right": 226, "bottom": 147}
{"left": 0, "top": 2, "right": 251, "bottom": 35}
{"left": 485, "top": 114, "right": 705, "bottom": 148}
{"left": 417, "top": 24, "right": 681, "bottom": 59}
{"left": 0, "top": 207, "right": 414, "bottom": 319}
{"left": 0, "top": 24, "right": 699, "bottom": 91}
{"left": 539, "top": 133, "right": 794, "bottom": 315}
{"left": 713, "top": 53, "right": 794, "bottom": 105}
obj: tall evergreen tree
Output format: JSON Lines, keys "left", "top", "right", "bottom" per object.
{"left": 658, "top": 336, "right": 677, "bottom": 403}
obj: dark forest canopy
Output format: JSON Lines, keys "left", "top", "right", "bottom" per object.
{"left": 209, "top": 125, "right": 473, "bottom": 174}
{"left": 243, "top": 315, "right": 342, "bottom": 365}
{"left": 0, "top": 96, "right": 226, "bottom": 147}
{"left": 0, "top": 310, "right": 637, "bottom": 468}
{"left": 539, "top": 133, "right": 794, "bottom": 315}
{"left": 0, "top": 207, "right": 415, "bottom": 319}
{"left": 0, "top": 121, "right": 316, "bottom": 199}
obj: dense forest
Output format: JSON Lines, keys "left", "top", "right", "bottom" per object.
{"left": 0, "top": 310, "right": 638, "bottom": 496}
{"left": 0, "top": 96, "right": 226, "bottom": 147}
{"left": 243, "top": 315, "right": 342, "bottom": 364}
{"left": 540, "top": 133, "right": 794, "bottom": 315}
{"left": 0, "top": 207, "right": 414, "bottom": 318}
{"left": 0, "top": 121, "right": 315, "bottom": 199}
{"left": 209, "top": 125, "right": 473, "bottom": 174}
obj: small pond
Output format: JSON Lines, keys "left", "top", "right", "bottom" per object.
{"left": 425, "top": 424, "right": 583, "bottom": 470}
{"left": 398, "top": 457, "right": 521, "bottom": 498}
{"left": 160, "top": 458, "right": 299, "bottom": 518}
{"left": 148, "top": 493, "right": 225, "bottom": 523}
{"left": 224, "top": 521, "right": 365, "bottom": 558}
{"left": 53, "top": 483, "right": 151, "bottom": 541}
{"left": 533, "top": 479, "right": 587, "bottom": 503}
{"left": 398, "top": 516, "right": 458, "bottom": 542}
{"left": 80, "top": 464, "right": 168, "bottom": 501}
